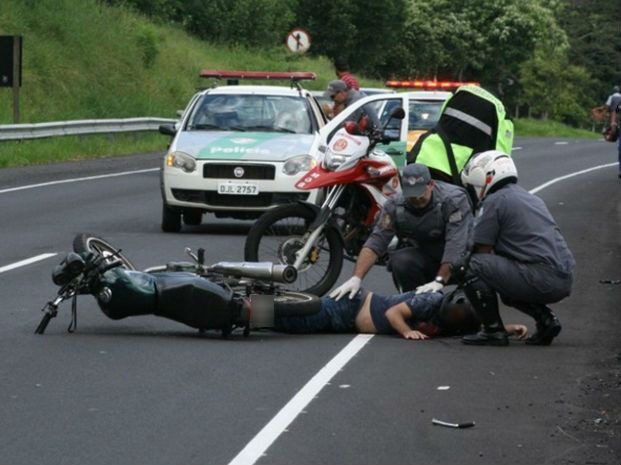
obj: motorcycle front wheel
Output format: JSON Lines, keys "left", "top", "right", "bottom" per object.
{"left": 244, "top": 203, "right": 343, "bottom": 296}
{"left": 72, "top": 233, "right": 136, "bottom": 271}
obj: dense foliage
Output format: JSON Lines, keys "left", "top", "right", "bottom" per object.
{"left": 104, "top": 0, "right": 619, "bottom": 127}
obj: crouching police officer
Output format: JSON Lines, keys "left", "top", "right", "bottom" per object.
{"left": 459, "top": 151, "right": 575, "bottom": 346}
{"left": 330, "top": 163, "right": 474, "bottom": 300}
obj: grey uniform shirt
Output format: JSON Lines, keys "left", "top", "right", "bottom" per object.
{"left": 473, "top": 183, "right": 575, "bottom": 273}
{"left": 364, "top": 181, "right": 473, "bottom": 265}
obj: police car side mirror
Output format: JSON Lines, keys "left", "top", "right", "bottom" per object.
{"left": 159, "top": 124, "right": 177, "bottom": 137}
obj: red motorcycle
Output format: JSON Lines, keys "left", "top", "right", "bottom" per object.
{"left": 244, "top": 107, "right": 405, "bottom": 296}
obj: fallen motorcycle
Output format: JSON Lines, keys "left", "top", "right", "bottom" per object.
{"left": 35, "top": 233, "right": 320, "bottom": 337}
{"left": 244, "top": 107, "right": 405, "bottom": 296}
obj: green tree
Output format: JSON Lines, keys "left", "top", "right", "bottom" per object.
{"left": 558, "top": 0, "right": 621, "bottom": 103}
{"left": 519, "top": 44, "right": 593, "bottom": 125}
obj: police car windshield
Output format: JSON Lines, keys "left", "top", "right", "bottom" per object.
{"left": 408, "top": 100, "right": 443, "bottom": 130}
{"left": 188, "top": 94, "right": 313, "bottom": 134}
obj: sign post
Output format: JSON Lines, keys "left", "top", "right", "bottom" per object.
{"left": 0, "top": 35, "right": 23, "bottom": 123}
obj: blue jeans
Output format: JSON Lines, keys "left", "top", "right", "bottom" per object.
{"left": 274, "top": 291, "right": 364, "bottom": 333}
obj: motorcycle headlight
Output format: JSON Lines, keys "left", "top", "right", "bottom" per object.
{"left": 282, "top": 154, "right": 316, "bottom": 176}
{"left": 323, "top": 148, "right": 348, "bottom": 171}
{"left": 166, "top": 151, "right": 196, "bottom": 173}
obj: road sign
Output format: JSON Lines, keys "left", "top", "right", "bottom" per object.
{"left": 285, "top": 28, "right": 311, "bottom": 53}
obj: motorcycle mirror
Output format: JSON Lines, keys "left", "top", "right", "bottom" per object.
{"left": 344, "top": 121, "right": 360, "bottom": 135}
{"left": 390, "top": 107, "right": 406, "bottom": 120}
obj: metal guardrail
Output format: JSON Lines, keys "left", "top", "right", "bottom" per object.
{"left": 0, "top": 117, "right": 177, "bottom": 141}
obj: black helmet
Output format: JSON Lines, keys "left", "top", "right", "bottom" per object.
{"left": 436, "top": 288, "right": 481, "bottom": 335}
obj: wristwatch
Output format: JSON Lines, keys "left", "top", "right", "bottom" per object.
{"left": 434, "top": 276, "right": 446, "bottom": 285}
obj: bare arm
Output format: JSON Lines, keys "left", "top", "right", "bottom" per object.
{"left": 385, "top": 303, "right": 429, "bottom": 340}
{"left": 353, "top": 247, "right": 379, "bottom": 279}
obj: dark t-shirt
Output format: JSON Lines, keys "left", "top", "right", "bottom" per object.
{"left": 370, "top": 291, "right": 443, "bottom": 334}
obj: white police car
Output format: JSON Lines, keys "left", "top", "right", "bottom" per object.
{"left": 158, "top": 71, "right": 328, "bottom": 232}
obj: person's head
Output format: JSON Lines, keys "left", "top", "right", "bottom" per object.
{"left": 324, "top": 80, "right": 349, "bottom": 105}
{"left": 436, "top": 289, "right": 481, "bottom": 336}
{"left": 613, "top": 85, "right": 620, "bottom": 94}
{"left": 461, "top": 150, "right": 517, "bottom": 200}
{"left": 334, "top": 57, "right": 350, "bottom": 74}
{"left": 400, "top": 163, "right": 434, "bottom": 208}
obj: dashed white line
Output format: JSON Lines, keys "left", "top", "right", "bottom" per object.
{"left": 0, "top": 168, "right": 158, "bottom": 194}
{"left": 554, "top": 141, "right": 569, "bottom": 145}
{"left": 0, "top": 253, "right": 58, "bottom": 274}
{"left": 513, "top": 146, "right": 523, "bottom": 150}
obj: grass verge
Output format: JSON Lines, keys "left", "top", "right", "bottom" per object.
{"left": 0, "top": 132, "right": 168, "bottom": 168}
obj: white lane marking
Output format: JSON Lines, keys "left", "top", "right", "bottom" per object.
{"left": 0, "top": 168, "right": 158, "bottom": 194}
{"left": 530, "top": 163, "right": 617, "bottom": 194}
{"left": 228, "top": 160, "right": 619, "bottom": 465}
{"left": 554, "top": 141, "right": 569, "bottom": 145}
{"left": 0, "top": 253, "right": 58, "bottom": 274}
{"left": 513, "top": 146, "right": 523, "bottom": 150}
{"left": 227, "top": 334, "right": 373, "bottom": 465}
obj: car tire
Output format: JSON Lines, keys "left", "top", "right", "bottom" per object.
{"left": 162, "top": 203, "right": 182, "bottom": 232}
{"left": 183, "top": 208, "right": 203, "bottom": 226}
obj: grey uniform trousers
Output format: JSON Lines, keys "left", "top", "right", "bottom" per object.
{"left": 469, "top": 253, "right": 573, "bottom": 307}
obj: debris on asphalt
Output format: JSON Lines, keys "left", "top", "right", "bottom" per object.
{"left": 598, "top": 279, "right": 621, "bottom": 284}
{"left": 436, "top": 385, "right": 450, "bottom": 390}
{"left": 432, "top": 418, "right": 475, "bottom": 428}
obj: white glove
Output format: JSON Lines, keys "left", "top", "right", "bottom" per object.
{"left": 330, "top": 276, "right": 362, "bottom": 301}
{"left": 415, "top": 280, "right": 444, "bottom": 294}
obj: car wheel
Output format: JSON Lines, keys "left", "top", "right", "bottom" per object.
{"left": 183, "top": 208, "right": 203, "bottom": 226}
{"left": 161, "top": 203, "right": 182, "bottom": 232}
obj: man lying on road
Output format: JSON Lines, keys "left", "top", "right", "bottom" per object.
{"left": 275, "top": 287, "right": 527, "bottom": 341}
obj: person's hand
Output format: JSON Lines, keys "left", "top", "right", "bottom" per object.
{"left": 329, "top": 276, "right": 362, "bottom": 301}
{"left": 506, "top": 324, "right": 528, "bottom": 339}
{"left": 403, "top": 330, "right": 429, "bottom": 340}
{"left": 415, "top": 280, "right": 444, "bottom": 294}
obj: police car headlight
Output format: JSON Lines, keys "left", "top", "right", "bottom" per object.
{"left": 166, "top": 151, "right": 196, "bottom": 173}
{"left": 323, "top": 149, "right": 348, "bottom": 171}
{"left": 283, "top": 154, "right": 315, "bottom": 176}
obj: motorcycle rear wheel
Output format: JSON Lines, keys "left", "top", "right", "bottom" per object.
{"left": 244, "top": 203, "right": 343, "bottom": 296}
{"left": 273, "top": 290, "right": 321, "bottom": 317}
{"left": 72, "top": 234, "right": 136, "bottom": 270}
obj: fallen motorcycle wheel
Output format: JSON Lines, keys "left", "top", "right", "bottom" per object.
{"left": 273, "top": 289, "right": 321, "bottom": 317}
{"left": 244, "top": 203, "right": 343, "bottom": 296}
{"left": 73, "top": 233, "right": 136, "bottom": 270}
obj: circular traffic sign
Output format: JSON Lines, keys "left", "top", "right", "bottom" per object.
{"left": 285, "top": 28, "right": 311, "bottom": 53}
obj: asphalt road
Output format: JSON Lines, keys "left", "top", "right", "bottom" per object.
{"left": 0, "top": 137, "right": 619, "bottom": 465}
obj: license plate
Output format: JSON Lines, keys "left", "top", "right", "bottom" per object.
{"left": 217, "top": 182, "right": 259, "bottom": 195}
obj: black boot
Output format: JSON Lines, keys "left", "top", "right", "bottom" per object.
{"left": 525, "top": 307, "right": 562, "bottom": 346}
{"left": 462, "top": 327, "right": 509, "bottom": 346}
{"left": 461, "top": 277, "right": 508, "bottom": 346}
{"left": 511, "top": 302, "right": 562, "bottom": 346}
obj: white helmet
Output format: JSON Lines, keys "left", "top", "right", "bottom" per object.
{"left": 461, "top": 150, "right": 517, "bottom": 200}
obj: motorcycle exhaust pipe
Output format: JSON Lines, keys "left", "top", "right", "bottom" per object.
{"left": 210, "top": 261, "right": 297, "bottom": 284}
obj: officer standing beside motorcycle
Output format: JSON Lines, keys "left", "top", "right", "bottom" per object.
{"left": 458, "top": 151, "right": 575, "bottom": 346}
{"left": 330, "top": 163, "right": 474, "bottom": 299}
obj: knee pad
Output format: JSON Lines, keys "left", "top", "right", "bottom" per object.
{"left": 463, "top": 274, "right": 502, "bottom": 327}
